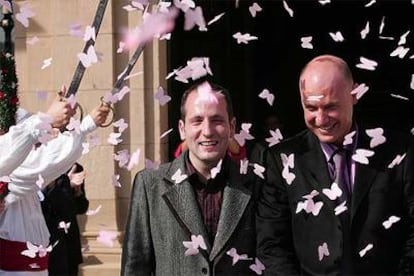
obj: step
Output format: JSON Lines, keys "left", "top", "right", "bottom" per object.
{"left": 79, "top": 262, "right": 120, "bottom": 276}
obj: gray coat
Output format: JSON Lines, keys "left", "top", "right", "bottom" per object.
{"left": 121, "top": 153, "right": 260, "bottom": 276}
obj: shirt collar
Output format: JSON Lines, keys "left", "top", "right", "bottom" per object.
{"left": 184, "top": 151, "right": 229, "bottom": 187}
{"left": 320, "top": 122, "right": 359, "bottom": 162}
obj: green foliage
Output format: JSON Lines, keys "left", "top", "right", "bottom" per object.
{"left": 0, "top": 52, "right": 19, "bottom": 132}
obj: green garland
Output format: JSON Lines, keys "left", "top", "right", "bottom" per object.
{"left": 0, "top": 51, "right": 19, "bottom": 132}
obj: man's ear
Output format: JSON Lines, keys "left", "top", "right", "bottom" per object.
{"left": 178, "top": 119, "right": 186, "bottom": 140}
{"left": 351, "top": 82, "right": 359, "bottom": 105}
{"left": 230, "top": 117, "right": 236, "bottom": 138}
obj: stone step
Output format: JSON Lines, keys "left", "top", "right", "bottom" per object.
{"left": 80, "top": 230, "right": 122, "bottom": 270}
{"left": 79, "top": 262, "right": 120, "bottom": 276}
{"left": 82, "top": 251, "right": 121, "bottom": 264}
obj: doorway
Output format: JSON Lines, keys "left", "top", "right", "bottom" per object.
{"left": 167, "top": 0, "right": 414, "bottom": 159}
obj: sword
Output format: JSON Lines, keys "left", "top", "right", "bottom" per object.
{"left": 113, "top": 45, "right": 145, "bottom": 93}
{"left": 99, "top": 44, "right": 145, "bottom": 127}
{"left": 99, "top": 5, "right": 178, "bottom": 127}
{"left": 66, "top": 0, "right": 109, "bottom": 97}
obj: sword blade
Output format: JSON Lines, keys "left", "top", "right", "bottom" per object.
{"left": 111, "top": 44, "right": 145, "bottom": 94}
{"left": 66, "top": 0, "right": 109, "bottom": 97}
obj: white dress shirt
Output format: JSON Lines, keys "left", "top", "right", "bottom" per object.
{"left": 0, "top": 114, "right": 97, "bottom": 276}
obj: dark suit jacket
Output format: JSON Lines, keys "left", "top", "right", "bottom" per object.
{"left": 121, "top": 153, "right": 261, "bottom": 276}
{"left": 257, "top": 127, "right": 414, "bottom": 275}
{"left": 41, "top": 163, "right": 89, "bottom": 276}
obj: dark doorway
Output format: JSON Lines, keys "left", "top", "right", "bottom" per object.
{"left": 167, "top": 0, "right": 414, "bottom": 159}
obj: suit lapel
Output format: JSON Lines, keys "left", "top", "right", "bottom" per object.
{"left": 161, "top": 155, "right": 212, "bottom": 253}
{"left": 209, "top": 166, "right": 251, "bottom": 261}
{"left": 351, "top": 129, "right": 380, "bottom": 220}
{"left": 295, "top": 132, "right": 336, "bottom": 209}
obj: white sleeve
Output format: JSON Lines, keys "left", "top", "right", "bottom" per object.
{"left": 5, "top": 115, "right": 97, "bottom": 204}
{"left": 0, "top": 114, "right": 47, "bottom": 177}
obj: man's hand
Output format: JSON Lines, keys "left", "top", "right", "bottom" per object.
{"left": 47, "top": 86, "right": 76, "bottom": 129}
{"left": 67, "top": 164, "right": 86, "bottom": 187}
{"left": 89, "top": 103, "right": 110, "bottom": 127}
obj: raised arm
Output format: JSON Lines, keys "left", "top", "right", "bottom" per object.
{"left": 5, "top": 103, "right": 109, "bottom": 205}
{"left": 0, "top": 94, "right": 75, "bottom": 177}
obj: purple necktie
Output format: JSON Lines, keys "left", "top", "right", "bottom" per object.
{"left": 330, "top": 149, "right": 351, "bottom": 203}
{"left": 330, "top": 149, "right": 353, "bottom": 273}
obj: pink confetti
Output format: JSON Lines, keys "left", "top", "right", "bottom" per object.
{"left": 66, "top": 118, "right": 81, "bottom": 135}
{"left": 121, "top": 8, "right": 178, "bottom": 51}
{"left": 83, "top": 25, "right": 96, "bottom": 42}
{"left": 112, "top": 174, "right": 121, "bottom": 187}
{"left": 41, "top": 58, "right": 53, "bottom": 70}
{"left": 249, "top": 3, "right": 262, "bottom": 18}
{"left": 145, "top": 159, "right": 160, "bottom": 170}
{"left": 352, "top": 149, "right": 375, "bottom": 164}
{"left": 258, "top": 89, "right": 274, "bottom": 106}
{"left": 184, "top": 6, "right": 207, "bottom": 31}
{"left": 69, "top": 23, "right": 84, "bottom": 37}
{"left": 171, "top": 168, "right": 188, "bottom": 184}
{"left": 318, "top": 242, "right": 330, "bottom": 261}
{"left": 26, "top": 36, "right": 40, "bottom": 46}
{"left": 183, "top": 234, "right": 207, "bottom": 256}
{"left": 249, "top": 257, "right": 265, "bottom": 275}
{"left": 265, "top": 129, "right": 283, "bottom": 147}
{"left": 16, "top": 3, "right": 35, "bottom": 28}
{"left": 154, "top": 86, "right": 171, "bottom": 106}
{"left": 36, "top": 90, "right": 48, "bottom": 102}
{"left": 77, "top": 45, "right": 98, "bottom": 68}
{"left": 233, "top": 32, "right": 258, "bottom": 44}
{"left": 226, "top": 247, "right": 252, "bottom": 265}
{"left": 86, "top": 205, "right": 102, "bottom": 216}
{"left": 97, "top": 230, "right": 118, "bottom": 247}
{"left": 113, "top": 119, "right": 129, "bottom": 133}
{"left": 127, "top": 148, "right": 141, "bottom": 171}
{"left": 322, "top": 183, "right": 343, "bottom": 200}
{"left": 365, "top": 128, "right": 386, "bottom": 148}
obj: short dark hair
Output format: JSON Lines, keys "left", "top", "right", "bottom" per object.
{"left": 180, "top": 80, "right": 234, "bottom": 120}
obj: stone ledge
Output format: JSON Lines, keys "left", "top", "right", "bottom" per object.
{"left": 79, "top": 262, "right": 120, "bottom": 276}
{"left": 80, "top": 230, "right": 122, "bottom": 273}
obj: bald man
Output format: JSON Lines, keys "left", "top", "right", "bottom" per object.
{"left": 257, "top": 55, "right": 414, "bottom": 275}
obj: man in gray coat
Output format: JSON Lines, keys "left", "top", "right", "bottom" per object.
{"left": 121, "top": 80, "right": 261, "bottom": 275}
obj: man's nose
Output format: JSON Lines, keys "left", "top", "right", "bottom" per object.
{"left": 201, "top": 120, "right": 214, "bottom": 136}
{"left": 315, "top": 109, "right": 328, "bottom": 126}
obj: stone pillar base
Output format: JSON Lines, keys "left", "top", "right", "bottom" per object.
{"left": 79, "top": 231, "right": 122, "bottom": 275}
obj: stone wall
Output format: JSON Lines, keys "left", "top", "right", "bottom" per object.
{"left": 13, "top": 0, "right": 169, "bottom": 274}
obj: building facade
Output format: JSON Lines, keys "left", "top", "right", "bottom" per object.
{"left": 11, "top": 0, "right": 169, "bottom": 274}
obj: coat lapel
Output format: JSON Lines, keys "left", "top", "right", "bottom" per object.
{"left": 295, "top": 132, "right": 336, "bottom": 209}
{"left": 209, "top": 166, "right": 251, "bottom": 261}
{"left": 161, "top": 155, "right": 212, "bottom": 252}
{"left": 210, "top": 167, "right": 251, "bottom": 260}
{"left": 351, "top": 129, "right": 380, "bottom": 220}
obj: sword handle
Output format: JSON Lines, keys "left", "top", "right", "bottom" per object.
{"left": 99, "top": 96, "right": 114, "bottom": 128}
{"left": 57, "top": 91, "right": 84, "bottom": 123}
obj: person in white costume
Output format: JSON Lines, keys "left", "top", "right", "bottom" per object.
{"left": 0, "top": 93, "right": 109, "bottom": 275}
